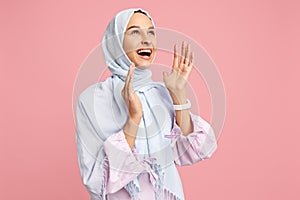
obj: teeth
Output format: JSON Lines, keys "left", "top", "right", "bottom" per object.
{"left": 137, "top": 49, "right": 151, "bottom": 54}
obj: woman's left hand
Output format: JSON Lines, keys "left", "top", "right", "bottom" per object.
{"left": 163, "top": 41, "right": 194, "bottom": 103}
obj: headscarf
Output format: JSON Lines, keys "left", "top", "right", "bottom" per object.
{"left": 77, "top": 8, "right": 185, "bottom": 200}
{"left": 101, "top": 8, "right": 155, "bottom": 89}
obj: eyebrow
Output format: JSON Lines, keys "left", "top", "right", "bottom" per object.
{"left": 126, "top": 26, "right": 155, "bottom": 31}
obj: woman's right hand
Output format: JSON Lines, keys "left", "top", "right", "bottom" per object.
{"left": 121, "top": 63, "right": 143, "bottom": 125}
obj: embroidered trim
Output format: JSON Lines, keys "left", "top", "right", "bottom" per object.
{"left": 100, "top": 156, "right": 109, "bottom": 200}
{"left": 163, "top": 188, "right": 182, "bottom": 200}
{"left": 124, "top": 176, "right": 141, "bottom": 199}
{"left": 150, "top": 162, "right": 165, "bottom": 200}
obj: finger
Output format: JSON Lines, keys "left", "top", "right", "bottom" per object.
{"left": 125, "top": 63, "right": 133, "bottom": 85}
{"left": 127, "top": 65, "right": 135, "bottom": 98}
{"left": 185, "top": 43, "right": 190, "bottom": 65}
{"left": 183, "top": 49, "right": 193, "bottom": 74}
{"left": 188, "top": 51, "right": 194, "bottom": 68}
{"left": 179, "top": 41, "right": 186, "bottom": 70}
{"left": 172, "top": 44, "right": 179, "bottom": 71}
{"left": 180, "top": 41, "right": 185, "bottom": 63}
{"left": 124, "top": 63, "right": 134, "bottom": 96}
{"left": 123, "top": 71, "right": 129, "bottom": 98}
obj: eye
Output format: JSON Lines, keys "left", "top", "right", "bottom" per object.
{"left": 131, "top": 30, "right": 140, "bottom": 35}
{"left": 148, "top": 31, "right": 156, "bottom": 36}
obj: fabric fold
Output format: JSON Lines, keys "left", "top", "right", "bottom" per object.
{"left": 166, "top": 112, "right": 218, "bottom": 166}
{"left": 102, "top": 130, "right": 147, "bottom": 194}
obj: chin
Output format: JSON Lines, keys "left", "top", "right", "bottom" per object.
{"left": 135, "top": 62, "right": 152, "bottom": 69}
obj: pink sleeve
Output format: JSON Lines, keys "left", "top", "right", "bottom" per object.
{"left": 165, "top": 112, "right": 218, "bottom": 166}
{"left": 102, "top": 130, "right": 147, "bottom": 194}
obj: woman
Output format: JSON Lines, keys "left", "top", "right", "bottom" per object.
{"left": 75, "top": 8, "right": 218, "bottom": 200}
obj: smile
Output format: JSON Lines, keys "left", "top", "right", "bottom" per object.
{"left": 136, "top": 48, "right": 152, "bottom": 59}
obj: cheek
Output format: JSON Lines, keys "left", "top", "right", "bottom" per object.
{"left": 123, "top": 38, "right": 138, "bottom": 54}
{"left": 122, "top": 42, "right": 130, "bottom": 55}
{"left": 151, "top": 38, "right": 157, "bottom": 48}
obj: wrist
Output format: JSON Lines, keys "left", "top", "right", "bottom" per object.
{"left": 123, "top": 117, "right": 140, "bottom": 149}
{"left": 129, "top": 115, "right": 142, "bottom": 125}
{"left": 124, "top": 117, "right": 140, "bottom": 136}
{"left": 169, "top": 90, "right": 187, "bottom": 105}
{"left": 173, "top": 99, "right": 191, "bottom": 111}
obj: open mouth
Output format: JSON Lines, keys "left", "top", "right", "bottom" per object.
{"left": 136, "top": 48, "right": 152, "bottom": 59}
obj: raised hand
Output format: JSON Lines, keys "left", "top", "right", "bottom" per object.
{"left": 121, "top": 62, "right": 143, "bottom": 124}
{"left": 121, "top": 63, "right": 143, "bottom": 149}
{"left": 163, "top": 41, "right": 194, "bottom": 104}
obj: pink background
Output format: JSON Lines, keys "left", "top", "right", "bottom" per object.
{"left": 1, "top": 0, "right": 299, "bottom": 199}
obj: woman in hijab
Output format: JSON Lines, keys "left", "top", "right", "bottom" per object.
{"left": 75, "top": 8, "right": 218, "bottom": 200}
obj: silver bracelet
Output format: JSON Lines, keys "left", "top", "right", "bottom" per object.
{"left": 173, "top": 99, "right": 191, "bottom": 110}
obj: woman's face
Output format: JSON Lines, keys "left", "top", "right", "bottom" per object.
{"left": 123, "top": 12, "right": 157, "bottom": 69}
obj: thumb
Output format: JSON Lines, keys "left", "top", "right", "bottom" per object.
{"left": 131, "top": 62, "right": 135, "bottom": 68}
{"left": 163, "top": 71, "right": 169, "bottom": 78}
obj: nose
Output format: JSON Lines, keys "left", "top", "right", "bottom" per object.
{"left": 141, "top": 30, "right": 151, "bottom": 46}
{"left": 141, "top": 40, "right": 150, "bottom": 45}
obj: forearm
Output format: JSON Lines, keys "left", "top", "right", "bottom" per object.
{"left": 170, "top": 90, "right": 194, "bottom": 136}
{"left": 175, "top": 109, "right": 193, "bottom": 136}
{"left": 123, "top": 117, "right": 141, "bottom": 149}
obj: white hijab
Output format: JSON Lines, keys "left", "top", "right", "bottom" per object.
{"left": 101, "top": 8, "right": 155, "bottom": 89}
{"left": 94, "top": 8, "right": 184, "bottom": 199}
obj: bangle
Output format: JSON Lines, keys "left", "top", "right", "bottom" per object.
{"left": 173, "top": 99, "right": 191, "bottom": 110}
